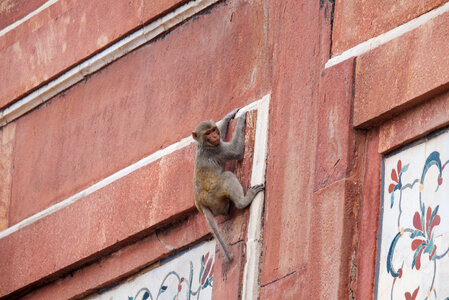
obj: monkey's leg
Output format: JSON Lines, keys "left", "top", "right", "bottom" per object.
{"left": 202, "top": 206, "right": 234, "bottom": 263}
{"left": 223, "top": 171, "right": 265, "bottom": 209}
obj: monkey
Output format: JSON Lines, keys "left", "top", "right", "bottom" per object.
{"left": 192, "top": 108, "right": 265, "bottom": 262}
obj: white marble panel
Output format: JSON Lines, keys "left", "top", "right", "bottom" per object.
{"left": 86, "top": 240, "right": 215, "bottom": 300}
{"left": 376, "top": 129, "right": 449, "bottom": 299}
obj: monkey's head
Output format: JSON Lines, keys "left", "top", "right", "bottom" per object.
{"left": 192, "top": 120, "right": 220, "bottom": 147}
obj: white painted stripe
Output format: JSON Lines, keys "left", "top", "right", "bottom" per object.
{"left": 242, "top": 94, "right": 270, "bottom": 300}
{"left": 0, "top": 97, "right": 270, "bottom": 247}
{"left": 0, "top": 0, "right": 220, "bottom": 127}
{"left": 325, "top": 1, "right": 449, "bottom": 69}
{"left": 0, "top": 0, "right": 59, "bottom": 37}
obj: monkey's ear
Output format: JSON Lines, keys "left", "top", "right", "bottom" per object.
{"left": 192, "top": 132, "right": 198, "bottom": 141}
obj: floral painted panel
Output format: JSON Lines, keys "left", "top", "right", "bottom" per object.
{"left": 376, "top": 129, "right": 449, "bottom": 300}
{"left": 87, "top": 241, "right": 215, "bottom": 300}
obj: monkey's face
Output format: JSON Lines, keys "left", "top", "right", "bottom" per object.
{"left": 192, "top": 121, "right": 220, "bottom": 147}
{"left": 204, "top": 126, "right": 220, "bottom": 146}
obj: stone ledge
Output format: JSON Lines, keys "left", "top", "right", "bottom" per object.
{"left": 353, "top": 10, "right": 449, "bottom": 128}
{"left": 20, "top": 214, "right": 211, "bottom": 300}
{"left": 379, "top": 89, "right": 449, "bottom": 153}
{"left": 332, "top": 0, "right": 446, "bottom": 55}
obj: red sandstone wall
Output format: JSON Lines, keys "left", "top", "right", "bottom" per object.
{"left": 1, "top": 0, "right": 448, "bottom": 299}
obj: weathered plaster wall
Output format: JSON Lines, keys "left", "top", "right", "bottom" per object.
{"left": 1, "top": 0, "right": 448, "bottom": 299}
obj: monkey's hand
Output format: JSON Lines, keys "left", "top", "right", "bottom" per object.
{"left": 219, "top": 108, "right": 240, "bottom": 137}
{"left": 225, "top": 108, "right": 240, "bottom": 121}
{"left": 237, "top": 111, "right": 247, "bottom": 127}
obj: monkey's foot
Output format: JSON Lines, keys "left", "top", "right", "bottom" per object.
{"left": 248, "top": 184, "right": 265, "bottom": 194}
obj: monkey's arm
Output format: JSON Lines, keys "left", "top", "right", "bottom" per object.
{"left": 218, "top": 108, "right": 239, "bottom": 138}
{"left": 220, "top": 113, "right": 246, "bottom": 161}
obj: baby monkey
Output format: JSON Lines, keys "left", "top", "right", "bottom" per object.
{"left": 192, "top": 108, "right": 265, "bottom": 262}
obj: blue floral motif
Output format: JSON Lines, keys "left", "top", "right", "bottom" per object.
{"left": 385, "top": 151, "right": 449, "bottom": 299}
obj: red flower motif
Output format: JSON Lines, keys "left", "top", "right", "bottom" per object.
{"left": 413, "top": 212, "right": 422, "bottom": 231}
{"left": 404, "top": 286, "right": 419, "bottom": 300}
{"left": 411, "top": 206, "right": 440, "bottom": 270}
{"left": 389, "top": 160, "right": 402, "bottom": 193}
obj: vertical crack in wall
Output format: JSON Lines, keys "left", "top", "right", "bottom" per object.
{"left": 320, "top": 0, "right": 335, "bottom": 59}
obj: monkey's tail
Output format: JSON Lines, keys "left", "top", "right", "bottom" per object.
{"left": 202, "top": 207, "right": 234, "bottom": 263}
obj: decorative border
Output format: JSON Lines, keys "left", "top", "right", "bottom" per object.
{"left": 0, "top": 0, "right": 221, "bottom": 127}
